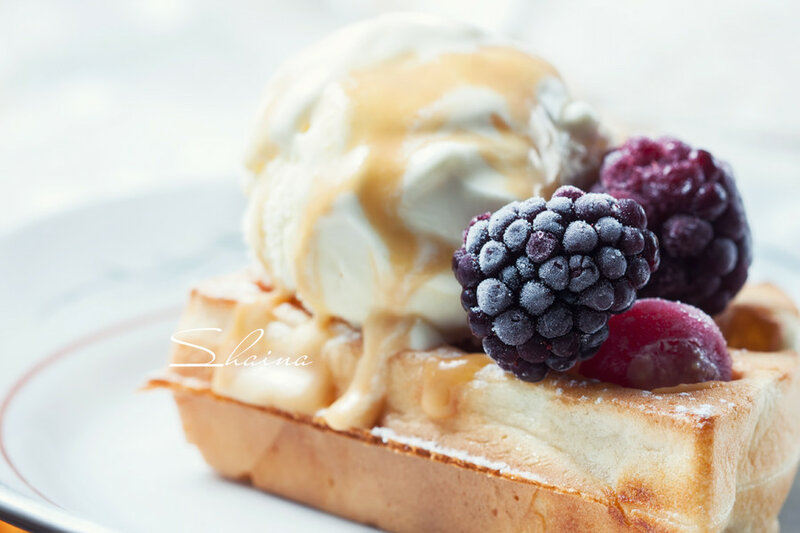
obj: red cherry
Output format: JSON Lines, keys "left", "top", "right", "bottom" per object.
{"left": 579, "top": 298, "right": 731, "bottom": 389}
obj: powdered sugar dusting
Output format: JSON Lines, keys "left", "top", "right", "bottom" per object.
{"left": 475, "top": 364, "right": 506, "bottom": 381}
{"left": 371, "top": 427, "right": 549, "bottom": 484}
{"left": 674, "top": 403, "right": 715, "bottom": 417}
{"left": 552, "top": 376, "right": 595, "bottom": 388}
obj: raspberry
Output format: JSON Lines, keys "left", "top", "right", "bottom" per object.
{"left": 579, "top": 299, "right": 732, "bottom": 389}
{"left": 452, "top": 186, "right": 660, "bottom": 382}
{"left": 598, "top": 137, "right": 752, "bottom": 314}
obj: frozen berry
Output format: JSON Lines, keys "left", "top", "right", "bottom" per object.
{"left": 520, "top": 281, "right": 554, "bottom": 315}
{"left": 611, "top": 280, "right": 636, "bottom": 312}
{"left": 476, "top": 279, "right": 513, "bottom": 317}
{"left": 453, "top": 186, "right": 660, "bottom": 382}
{"left": 568, "top": 255, "right": 600, "bottom": 292}
{"left": 596, "top": 247, "right": 627, "bottom": 279}
{"left": 579, "top": 281, "right": 614, "bottom": 311}
{"left": 504, "top": 219, "right": 532, "bottom": 251}
{"left": 661, "top": 215, "right": 713, "bottom": 257}
{"left": 537, "top": 305, "right": 573, "bottom": 339}
{"left": 563, "top": 221, "right": 598, "bottom": 253}
{"left": 518, "top": 197, "right": 547, "bottom": 219}
{"left": 499, "top": 265, "right": 522, "bottom": 291}
{"left": 595, "top": 216, "right": 623, "bottom": 244}
{"left": 579, "top": 299, "right": 732, "bottom": 389}
{"left": 539, "top": 256, "right": 569, "bottom": 291}
{"left": 527, "top": 231, "right": 560, "bottom": 262}
{"left": 488, "top": 205, "right": 519, "bottom": 239}
{"left": 454, "top": 252, "right": 481, "bottom": 288}
{"left": 574, "top": 193, "right": 614, "bottom": 221}
{"left": 598, "top": 137, "right": 751, "bottom": 314}
{"left": 552, "top": 185, "right": 584, "bottom": 201}
{"left": 516, "top": 256, "right": 537, "bottom": 279}
{"left": 576, "top": 308, "right": 607, "bottom": 334}
{"left": 547, "top": 196, "right": 573, "bottom": 218}
{"left": 532, "top": 210, "right": 565, "bottom": 236}
{"left": 468, "top": 310, "right": 492, "bottom": 337}
{"left": 479, "top": 241, "right": 507, "bottom": 275}
{"left": 494, "top": 309, "right": 534, "bottom": 345}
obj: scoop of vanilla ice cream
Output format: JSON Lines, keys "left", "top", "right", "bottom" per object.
{"left": 244, "top": 13, "right": 608, "bottom": 344}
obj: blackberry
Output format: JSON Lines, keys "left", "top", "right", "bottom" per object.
{"left": 452, "top": 186, "right": 660, "bottom": 382}
{"left": 598, "top": 137, "right": 752, "bottom": 314}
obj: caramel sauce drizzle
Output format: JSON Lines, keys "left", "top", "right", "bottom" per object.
{"left": 422, "top": 353, "right": 493, "bottom": 419}
{"left": 249, "top": 46, "right": 559, "bottom": 429}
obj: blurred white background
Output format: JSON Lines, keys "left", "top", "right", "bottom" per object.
{"left": 1, "top": 0, "right": 798, "bottom": 248}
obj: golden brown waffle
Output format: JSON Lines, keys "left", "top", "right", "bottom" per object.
{"left": 149, "top": 272, "right": 800, "bottom": 532}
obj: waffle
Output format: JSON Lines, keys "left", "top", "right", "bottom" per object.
{"left": 149, "top": 271, "right": 800, "bottom": 532}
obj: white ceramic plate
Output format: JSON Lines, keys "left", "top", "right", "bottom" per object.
{"left": 0, "top": 182, "right": 372, "bottom": 532}
{"left": 0, "top": 182, "right": 799, "bottom": 532}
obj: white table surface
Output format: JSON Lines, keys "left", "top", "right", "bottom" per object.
{"left": 1, "top": 0, "right": 798, "bottom": 242}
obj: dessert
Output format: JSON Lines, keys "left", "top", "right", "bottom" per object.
{"left": 239, "top": 12, "right": 607, "bottom": 431}
{"left": 153, "top": 276, "right": 799, "bottom": 532}
{"left": 149, "top": 13, "right": 800, "bottom": 532}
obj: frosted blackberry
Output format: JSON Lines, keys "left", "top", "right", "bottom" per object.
{"left": 598, "top": 137, "right": 752, "bottom": 314}
{"left": 452, "top": 187, "right": 660, "bottom": 382}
